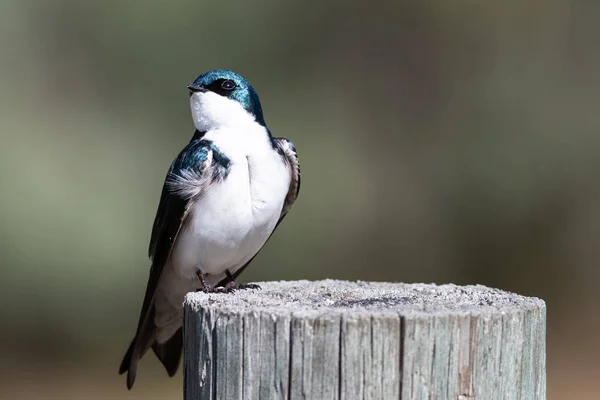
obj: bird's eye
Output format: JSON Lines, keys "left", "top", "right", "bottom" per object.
{"left": 221, "top": 80, "right": 236, "bottom": 91}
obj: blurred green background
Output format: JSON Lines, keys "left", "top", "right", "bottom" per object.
{"left": 1, "top": 0, "right": 599, "bottom": 398}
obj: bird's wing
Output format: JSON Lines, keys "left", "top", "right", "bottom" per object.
{"left": 223, "top": 136, "right": 300, "bottom": 283}
{"left": 120, "top": 137, "right": 226, "bottom": 389}
{"left": 275, "top": 137, "right": 301, "bottom": 220}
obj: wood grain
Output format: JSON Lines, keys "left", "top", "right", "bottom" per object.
{"left": 183, "top": 280, "right": 546, "bottom": 400}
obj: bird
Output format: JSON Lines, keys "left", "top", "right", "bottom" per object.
{"left": 118, "top": 69, "right": 300, "bottom": 389}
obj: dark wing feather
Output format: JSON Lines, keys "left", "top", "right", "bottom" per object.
{"left": 151, "top": 327, "right": 182, "bottom": 377}
{"left": 275, "top": 137, "right": 301, "bottom": 219}
{"left": 119, "top": 138, "right": 214, "bottom": 389}
{"left": 219, "top": 136, "right": 300, "bottom": 284}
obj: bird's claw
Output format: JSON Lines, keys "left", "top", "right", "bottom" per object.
{"left": 194, "top": 270, "right": 260, "bottom": 294}
{"left": 224, "top": 281, "right": 261, "bottom": 292}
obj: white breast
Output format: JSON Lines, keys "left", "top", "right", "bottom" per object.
{"left": 169, "top": 126, "right": 290, "bottom": 284}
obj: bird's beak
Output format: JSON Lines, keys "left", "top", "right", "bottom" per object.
{"left": 187, "top": 83, "right": 207, "bottom": 93}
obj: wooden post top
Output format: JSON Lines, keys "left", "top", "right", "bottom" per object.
{"left": 185, "top": 279, "right": 544, "bottom": 316}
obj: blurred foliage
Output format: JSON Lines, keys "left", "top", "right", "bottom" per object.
{"left": 1, "top": 0, "right": 600, "bottom": 398}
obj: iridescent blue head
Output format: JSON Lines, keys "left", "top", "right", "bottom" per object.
{"left": 187, "top": 70, "right": 266, "bottom": 130}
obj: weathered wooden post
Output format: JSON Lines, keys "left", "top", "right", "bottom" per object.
{"left": 183, "top": 280, "right": 546, "bottom": 400}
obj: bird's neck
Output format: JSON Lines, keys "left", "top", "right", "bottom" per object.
{"left": 190, "top": 129, "right": 206, "bottom": 141}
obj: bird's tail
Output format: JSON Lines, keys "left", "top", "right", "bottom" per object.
{"left": 152, "top": 327, "right": 183, "bottom": 377}
{"left": 119, "top": 337, "right": 142, "bottom": 390}
{"left": 119, "top": 327, "right": 183, "bottom": 389}
{"left": 119, "top": 324, "right": 155, "bottom": 389}
{"left": 119, "top": 341, "right": 135, "bottom": 376}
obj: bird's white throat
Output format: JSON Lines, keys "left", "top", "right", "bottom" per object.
{"left": 190, "top": 91, "right": 257, "bottom": 132}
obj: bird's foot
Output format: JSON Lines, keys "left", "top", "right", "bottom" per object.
{"left": 195, "top": 271, "right": 222, "bottom": 293}
{"left": 195, "top": 270, "right": 260, "bottom": 294}
{"left": 222, "top": 269, "right": 261, "bottom": 292}
{"left": 195, "top": 285, "right": 226, "bottom": 294}
{"left": 223, "top": 281, "right": 261, "bottom": 292}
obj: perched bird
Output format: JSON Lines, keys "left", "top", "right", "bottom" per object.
{"left": 119, "top": 70, "right": 300, "bottom": 389}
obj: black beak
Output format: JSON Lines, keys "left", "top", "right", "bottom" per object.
{"left": 187, "top": 83, "right": 207, "bottom": 93}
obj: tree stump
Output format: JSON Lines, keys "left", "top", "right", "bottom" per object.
{"left": 183, "top": 280, "right": 546, "bottom": 400}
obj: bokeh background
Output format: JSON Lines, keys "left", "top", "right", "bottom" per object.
{"left": 1, "top": 0, "right": 599, "bottom": 398}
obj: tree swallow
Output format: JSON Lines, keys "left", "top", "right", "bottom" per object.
{"left": 119, "top": 70, "right": 300, "bottom": 389}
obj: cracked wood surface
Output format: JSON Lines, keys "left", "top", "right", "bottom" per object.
{"left": 183, "top": 280, "right": 546, "bottom": 400}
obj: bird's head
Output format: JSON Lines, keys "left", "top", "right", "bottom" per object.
{"left": 187, "top": 69, "right": 265, "bottom": 131}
